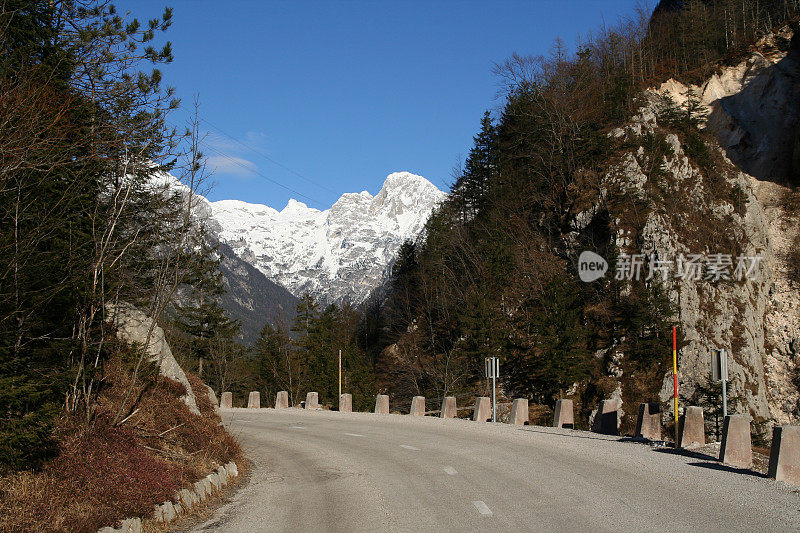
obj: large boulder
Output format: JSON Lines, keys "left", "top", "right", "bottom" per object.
{"left": 111, "top": 303, "right": 200, "bottom": 415}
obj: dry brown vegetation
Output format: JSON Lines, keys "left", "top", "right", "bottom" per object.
{"left": 0, "top": 350, "right": 242, "bottom": 533}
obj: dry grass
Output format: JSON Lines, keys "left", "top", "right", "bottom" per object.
{"left": 0, "top": 355, "right": 242, "bottom": 533}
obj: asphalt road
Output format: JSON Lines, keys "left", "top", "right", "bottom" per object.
{"left": 190, "top": 408, "right": 800, "bottom": 532}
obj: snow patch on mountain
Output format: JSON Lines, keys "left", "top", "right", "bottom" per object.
{"left": 208, "top": 172, "right": 447, "bottom": 304}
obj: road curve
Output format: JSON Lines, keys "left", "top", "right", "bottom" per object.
{"left": 191, "top": 408, "right": 800, "bottom": 532}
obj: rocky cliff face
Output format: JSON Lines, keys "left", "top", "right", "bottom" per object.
{"left": 580, "top": 25, "right": 800, "bottom": 431}
{"left": 660, "top": 26, "right": 800, "bottom": 182}
{"left": 602, "top": 99, "right": 774, "bottom": 427}
{"left": 208, "top": 172, "right": 447, "bottom": 305}
{"left": 656, "top": 25, "right": 800, "bottom": 426}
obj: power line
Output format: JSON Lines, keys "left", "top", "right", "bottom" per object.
{"left": 201, "top": 118, "right": 340, "bottom": 195}
{"left": 204, "top": 145, "right": 326, "bottom": 208}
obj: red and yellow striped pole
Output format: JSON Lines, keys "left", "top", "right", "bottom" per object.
{"left": 673, "top": 326, "right": 679, "bottom": 446}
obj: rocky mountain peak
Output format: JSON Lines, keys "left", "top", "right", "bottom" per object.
{"left": 207, "top": 172, "right": 447, "bottom": 305}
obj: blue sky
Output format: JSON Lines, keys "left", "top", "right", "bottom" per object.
{"left": 117, "top": 0, "right": 646, "bottom": 209}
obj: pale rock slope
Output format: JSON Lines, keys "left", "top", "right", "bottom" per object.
{"left": 656, "top": 25, "right": 800, "bottom": 425}
{"left": 209, "top": 172, "right": 447, "bottom": 304}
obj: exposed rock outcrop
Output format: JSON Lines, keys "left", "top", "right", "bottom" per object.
{"left": 659, "top": 26, "right": 800, "bottom": 182}
{"left": 111, "top": 303, "right": 200, "bottom": 415}
{"left": 754, "top": 179, "right": 800, "bottom": 425}
{"left": 588, "top": 96, "right": 774, "bottom": 427}
{"left": 573, "top": 25, "right": 800, "bottom": 432}
{"left": 654, "top": 25, "right": 800, "bottom": 426}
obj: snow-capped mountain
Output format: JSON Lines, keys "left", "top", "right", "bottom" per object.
{"left": 208, "top": 172, "right": 447, "bottom": 304}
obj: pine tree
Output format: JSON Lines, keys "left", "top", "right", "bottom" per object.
{"left": 253, "top": 322, "right": 293, "bottom": 402}
{"left": 287, "top": 296, "right": 377, "bottom": 409}
{"left": 384, "top": 240, "right": 419, "bottom": 333}
{"left": 452, "top": 111, "right": 498, "bottom": 219}
{"left": 683, "top": 373, "right": 743, "bottom": 441}
{"left": 504, "top": 275, "right": 590, "bottom": 403}
{"left": 174, "top": 229, "right": 240, "bottom": 381}
{"left": 0, "top": 0, "right": 179, "bottom": 470}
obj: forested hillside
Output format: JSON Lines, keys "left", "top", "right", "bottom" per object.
{"left": 0, "top": 1, "right": 242, "bottom": 530}
{"left": 367, "top": 0, "right": 800, "bottom": 429}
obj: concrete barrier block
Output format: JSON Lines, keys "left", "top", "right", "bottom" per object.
{"left": 120, "top": 518, "right": 142, "bottom": 533}
{"left": 247, "top": 391, "right": 260, "bottom": 408}
{"left": 305, "top": 392, "right": 319, "bottom": 409}
{"left": 193, "top": 480, "right": 208, "bottom": 500}
{"left": 275, "top": 390, "right": 289, "bottom": 409}
{"left": 591, "top": 399, "right": 619, "bottom": 435}
{"left": 339, "top": 393, "right": 352, "bottom": 413}
{"left": 226, "top": 461, "right": 239, "bottom": 478}
{"left": 153, "top": 504, "right": 164, "bottom": 523}
{"left": 375, "top": 394, "right": 389, "bottom": 414}
{"left": 678, "top": 406, "right": 706, "bottom": 448}
{"left": 217, "top": 465, "right": 228, "bottom": 485}
{"left": 208, "top": 472, "right": 221, "bottom": 491}
{"left": 179, "top": 488, "right": 196, "bottom": 509}
{"left": 553, "top": 399, "right": 574, "bottom": 429}
{"left": 160, "top": 501, "right": 176, "bottom": 522}
{"left": 768, "top": 426, "right": 800, "bottom": 485}
{"left": 220, "top": 391, "right": 232, "bottom": 409}
{"left": 719, "top": 415, "right": 753, "bottom": 469}
{"left": 410, "top": 396, "right": 425, "bottom": 416}
{"left": 509, "top": 398, "right": 528, "bottom": 425}
{"left": 174, "top": 503, "right": 183, "bottom": 515}
{"left": 473, "top": 397, "right": 491, "bottom": 422}
{"left": 440, "top": 396, "right": 457, "bottom": 418}
{"left": 635, "top": 402, "right": 662, "bottom": 441}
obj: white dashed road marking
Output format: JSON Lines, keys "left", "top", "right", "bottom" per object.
{"left": 290, "top": 426, "right": 305, "bottom": 429}
{"left": 400, "top": 445, "right": 420, "bottom": 451}
{"left": 473, "top": 501, "right": 493, "bottom": 516}
{"left": 443, "top": 466, "right": 458, "bottom": 475}
{"left": 344, "top": 432, "right": 364, "bottom": 437}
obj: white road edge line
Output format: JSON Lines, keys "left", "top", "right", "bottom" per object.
{"left": 400, "top": 444, "right": 420, "bottom": 451}
{"left": 344, "top": 432, "right": 364, "bottom": 437}
{"left": 443, "top": 466, "right": 458, "bottom": 475}
{"left": 473, "top": 501, "right": 493, "bottom": 516}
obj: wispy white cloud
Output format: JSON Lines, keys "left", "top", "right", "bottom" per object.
{"left": 207, "top": 154, "right": 258, "bottom": 177}
{"left": 205, "top": 132, "right": 241, "bottom": 153}
{"left": 203, "top": 129, "right": 269, "bottom": 179}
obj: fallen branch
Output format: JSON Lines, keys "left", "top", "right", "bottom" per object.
{"left": 158, "top": 423, "right": 185, "bottom": 437}
{"left": 116, "top": 408, "right": 140, "bottom": 426}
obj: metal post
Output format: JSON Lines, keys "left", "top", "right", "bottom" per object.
{"left": 492, "top": 373, "right": 496, "bottom": 423}
{"left": 672, "top": 327, "right": 679, "bottom": 446}
{"left": 721, "top": 379, "right": 728, "bottom": 418}
{"left": 712, "top": 348, "right": 729, "bottom": 419}
{"left": 721, "top": 348, "right": 728, "bottom": 417}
